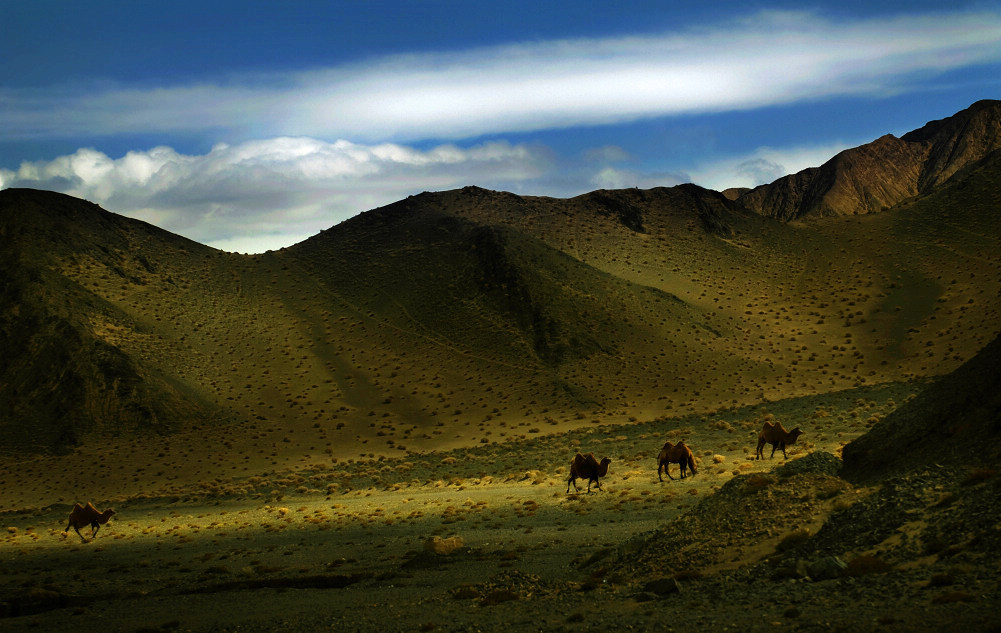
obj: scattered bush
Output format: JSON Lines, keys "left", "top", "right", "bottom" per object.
{"left": 776, "top": 529, "right": 811, "bottom": 552}
{"left": 845, "top": 554, "right": 893, "bottom": 576}
{"left": 962, "top": 468, "right": 997, "bottom": 486}
{"left": 480, "top": 589, "right": 518, "bottom": 606}
{"left": 744, "top": 474, "right": 773, "bottom": 490}
{"left": 931, "top": 591, "right": 976, "bottom": 604}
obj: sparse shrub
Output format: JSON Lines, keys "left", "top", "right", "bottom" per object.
{"left": 923, "top": 533, "right": 950, "bottom": 555}
{"left": 425, "top": 535, "right": 463, "bottom": 555}
{"left": 480, "top": 589, "right": 518, "bottom": 606}
{"left": 832, "top": 497, "right": 855, "bottom": 512}
{"left": 934, "top": 493, "right": 959, "bottom": 508}
{"left": 776, "top": 529, "right": 811, "bottom": 552}
{"left": 962, "top": 467, "right": 997, "bottom": 486}
{"left": 931, "top": 591, "right": 976, "bottom": 604}
{"left": 710, "top": 419, "right": 735, "bottom": 432}
{"left": 928, "top": 572, "right": 956, "bottom": 587}
{"left": 673, "top": 569, "right": 702, "bottom": 582}
{"left": 745, "top": 474, "right": 772, "bottom": 490}
{"left": 845, "top": 554, "right": 893, "bottom": 576}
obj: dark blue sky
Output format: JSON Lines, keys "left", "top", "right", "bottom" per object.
{"left": 2, "top": 1, "right": 999, "bottom": 252}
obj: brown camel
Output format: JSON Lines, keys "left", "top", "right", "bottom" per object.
{"left": 65, "top": 502, "right": 115, "bottom": 541}
{"left": 567, "top": 452, "right": 611, "bottom": 493}
{"left": 756, "top": 421, "right": 804, "bottom": 459}
{"left": 657, "top": 440, "right": 697, "bottom": 481}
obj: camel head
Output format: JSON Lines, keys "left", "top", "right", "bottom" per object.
{"left": 790, "top": 428, "right": 804, "bottom": 441}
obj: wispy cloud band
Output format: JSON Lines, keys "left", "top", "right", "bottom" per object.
{"left": 3, "top": 10, "right": 999, "bottom": 143}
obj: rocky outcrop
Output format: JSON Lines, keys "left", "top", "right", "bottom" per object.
{"left": 739, "top": 100, "right": 1001, "bottom": 220}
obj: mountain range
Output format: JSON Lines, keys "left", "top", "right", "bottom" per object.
{"left": 2, "top": 100, "right": 1000, "bottom": 467}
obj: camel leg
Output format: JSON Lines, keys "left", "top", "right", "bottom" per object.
{"left": 661, "top": 463, "right": 675, "bottom": 481}
{"left": 73, "top": 526, "right": 87, "bottom": 542}
{"left": 567, "top": 475, "right": 578, "bottom": 494}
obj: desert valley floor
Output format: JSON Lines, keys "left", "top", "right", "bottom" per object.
{"left": 3, "top": 380, "right": 1000, "bottom": 632}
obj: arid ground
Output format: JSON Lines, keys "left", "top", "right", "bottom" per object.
{"left": 4, "top": 379, "right": 1000, "bottom": 632}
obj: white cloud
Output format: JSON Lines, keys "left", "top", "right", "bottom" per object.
{"left": 590, "top": 166, "right": 688, "bottom": 190}
{"left": 583, "top": 141, "right": 853, "bottom": 192}
{"left": 0, "top": 138, "right": 552, "bottom": 252}
{"left": 687, "top": 142, "right": 857, "bottom": 191}
{"left": 583, "top": 145, "right": 632, "bottom": 164}
{"left": 2, "top": 10, "right": 999, "bottom": 143}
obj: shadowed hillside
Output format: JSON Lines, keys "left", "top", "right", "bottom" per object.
{"left": 0, "top": 101, "right": 999, "bottom": 509}
{"left": 0, "top": 190, "right": 226, "bottom": 451}
{"left": 842, "top": 330, "right": 1001, "bottom": 480}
